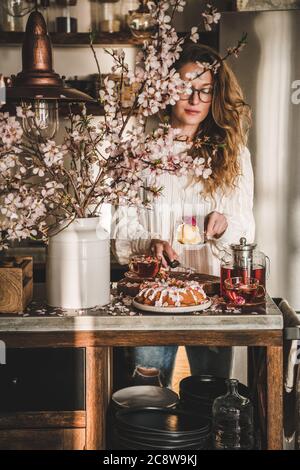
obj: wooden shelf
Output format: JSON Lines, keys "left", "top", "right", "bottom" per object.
{"left": 0, "top": 31, "right": 147, "bottom": 46}
{"left": 0, "top": 30, "right": 219, "bottom": 49}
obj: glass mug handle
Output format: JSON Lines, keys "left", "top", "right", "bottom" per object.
{"left": 129, "top": 258, "right": 136, "bottom": 273}
{"left": 265, "top": 255, "right": 271, "bottom": 280}
{"left": 256, "top": 284, "right": 266, "bottom": 299}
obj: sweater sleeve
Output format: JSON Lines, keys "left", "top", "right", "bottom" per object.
{"left": 211, "top": 146, "right": 255, "bottom": 257}
{"left": 111, "top": 204, "right": 161, "bottom": 265}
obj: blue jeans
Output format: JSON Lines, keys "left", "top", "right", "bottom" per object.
{"left": 115, "top": 346, "right": 232, "bottom": 388}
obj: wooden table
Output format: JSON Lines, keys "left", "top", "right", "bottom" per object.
{"left": 0, "top": 286, "right": 283, "bottom": 450}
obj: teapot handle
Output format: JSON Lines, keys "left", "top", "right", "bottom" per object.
{"left": 210, "top": 240, "right": 232, "bottom": 261}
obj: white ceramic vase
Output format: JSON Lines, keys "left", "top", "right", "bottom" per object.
{"left": 46, "top": 217, "right": 110, "bottom": 309}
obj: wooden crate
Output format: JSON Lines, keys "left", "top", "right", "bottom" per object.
{"left": 0, "top": 257, "right": 33, "bottom": 313}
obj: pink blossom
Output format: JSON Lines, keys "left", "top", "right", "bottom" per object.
{"left": 33, "top": 167, "right": 45, "bottom": 177}
{"left": 190, "top": 27, "right": 199, "bottom": 43}
{"left": 202, "top": 3, "right": 221, "bottom": 31}
{"left": 40, "top": 141, "right": 66, "bottom": 167}
{"left": 0, "top": 1, "right": 227, "bottom": 247}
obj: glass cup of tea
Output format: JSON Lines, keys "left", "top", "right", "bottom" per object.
{"left": 129, "top": 255, "right": 162, "bottom": 279}
{"left": 224, "top": 277, "right": 266, "bottom": 305}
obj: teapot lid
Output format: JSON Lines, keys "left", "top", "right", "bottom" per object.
{"left": 230, "top": 237, "right": 257, "bottom": 252}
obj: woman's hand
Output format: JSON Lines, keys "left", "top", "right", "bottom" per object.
{"left": 204, "top": 211, "right": 228, "bottom": 239}
{"left": 150, "top": 239, "right": 179, "bottom": 268}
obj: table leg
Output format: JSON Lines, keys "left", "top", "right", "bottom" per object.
{"left": 266, "top": 346, "right": 283, "bottom": 450}
{"left": 247, "top": 347, "right": 254, "bottom": 394}
{"left": 86, "top": 346, "right": 113, "bottom": 450}
{"left": 248, "top": 347, "right": 267, "bottom": 448}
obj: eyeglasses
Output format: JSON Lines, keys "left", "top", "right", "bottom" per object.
{"left": 179, "top": 86, "right": 213, "bottom": 104}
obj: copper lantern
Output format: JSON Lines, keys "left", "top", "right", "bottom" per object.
{"left": 6, "top": 9, "right": 94, "bottom": 138}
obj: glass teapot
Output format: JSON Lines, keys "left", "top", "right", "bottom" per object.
{"left": 220, "top": 237, "right": 270, "bottom": 296}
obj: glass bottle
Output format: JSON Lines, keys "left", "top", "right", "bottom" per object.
{"left": 212, "top": 379, "right": 254, "bottom": 450}
{"left": 0, "top": 0, "right": 27, "bottom": 31}
{"left": 55, "top": 0, "right": 78, "bottom": 33}
{"left": 98, "top": 0, "right": 121, "bottom": 33}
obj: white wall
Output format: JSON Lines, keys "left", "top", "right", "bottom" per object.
{"left": 0, "top": 45, "right": 137, "bottom": 78}
{"left": 172, "top": 0, "right": 231, "bottom": 31}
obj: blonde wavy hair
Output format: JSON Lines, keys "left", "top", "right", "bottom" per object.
{"left": 163, "top": 43, "right": 251, "bottom": 197}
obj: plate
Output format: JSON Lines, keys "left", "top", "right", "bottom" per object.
{"left": 115, "top": 407, "right": 211, "bottom": 436}
{"left": 112, "top": 385, "right": 179, "bottom": 409}
{"left": 132, "top": 297, "right": 212, "bottom": 313}
{"left": 224, "top": 299, "right": 266, "bottom": 308}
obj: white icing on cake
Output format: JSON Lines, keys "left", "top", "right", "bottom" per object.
{"left": 137, "top": 278, "right": 207, "bottom": 307}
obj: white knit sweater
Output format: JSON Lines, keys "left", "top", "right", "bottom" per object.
{"left": 111, "top": 144, "right": 255, "bottom": 276}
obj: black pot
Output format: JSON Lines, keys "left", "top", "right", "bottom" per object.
{"left": 180, "top": 375, "right": 249, "bottom": 411}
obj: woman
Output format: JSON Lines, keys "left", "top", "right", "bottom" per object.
{"left": 112, "top": 43, "right": 255, "bottom": 388}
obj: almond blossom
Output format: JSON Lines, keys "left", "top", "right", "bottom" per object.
{"left": 202, "top": 3, "right": 221, "bottom": 31}
{"left": 0, "top": 1, "right": 246, "bottom": 248}
{"left": 40, "top": 140, "right": 66, "bottom": 168}
{"left": 190, "top": 27, "right": 199, "bottom": 44}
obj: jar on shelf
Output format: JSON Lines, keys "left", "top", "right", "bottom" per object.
{"left": 234, "top": 1, "right": 249, "bottom": 11}
{"left": 212, "top": 378, "right": 255, "bottom": 450}
{"left": 127, "top": 0, "right": 157, "bottom": 39}
{"left": 0, "top": 0, "right": 30, "bottom": 32}
{"left": 98, "top": 0, "right": 121, "bottom": 33}
{"left": 55, "top": 0, "right": 78, "bottom": 33}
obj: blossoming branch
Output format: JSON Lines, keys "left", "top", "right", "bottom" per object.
{"left": 0, "top": 1, "right": 246, "bottom": 248}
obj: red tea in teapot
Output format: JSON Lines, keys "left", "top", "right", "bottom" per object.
{"left": 220, "top": 237, "right": 269, "bottom": 297}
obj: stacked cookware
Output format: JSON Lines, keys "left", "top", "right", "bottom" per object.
{"left": 108, "top": 385, "right": 211, "bottom": 450}
{"left": 113, "top": 407, "right": 211, "bottom": 450}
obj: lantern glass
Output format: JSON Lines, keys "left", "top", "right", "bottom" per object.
{"left": 21, "top": 99, "right": 59, "bottom": 139}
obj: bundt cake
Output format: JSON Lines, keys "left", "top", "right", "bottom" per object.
{"left": 135, "top": 278, "right": 207, "bottom": 307}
